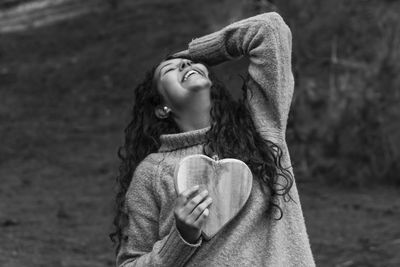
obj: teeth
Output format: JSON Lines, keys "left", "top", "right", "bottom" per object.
{"left": 183, "top": 70, "right": 200, "bottom": 81}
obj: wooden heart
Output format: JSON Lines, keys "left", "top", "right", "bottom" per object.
{"left": 174, "top": 154, "right": 253, "bottom": 240}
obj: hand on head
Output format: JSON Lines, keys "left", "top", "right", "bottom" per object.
{"left": 172, "top": 49, "right": 190, "bottom": 59}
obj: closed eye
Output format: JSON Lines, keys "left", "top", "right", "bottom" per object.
{"left": 162, "top": 67, "right": 177, "bottom": 76}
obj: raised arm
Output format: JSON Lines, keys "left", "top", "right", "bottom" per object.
{"left": 116, "top": 158, "right": 201, "bottom": 267}
{"left": 188, "top": 12, "right": 294, "bottom": 144}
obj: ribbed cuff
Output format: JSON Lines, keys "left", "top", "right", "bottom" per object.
{"left": 188, "top": 29, "right": 233, "bottom": 66}
{"left": 158, "top": 223, "right": 202, "bottom": 266}
{"left": 188, "top": 12, "right": 285, "bottom": 67}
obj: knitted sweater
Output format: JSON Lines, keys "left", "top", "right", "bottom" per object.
{"left": 116, "top": 12, "right": 315, "bottom": 267}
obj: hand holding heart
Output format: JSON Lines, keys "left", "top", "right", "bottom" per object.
{"left": 174, "top": 185, "right": 213, "bottom": 244}
{"left": 174, "top": 154, "right": 253, "bottom": 240}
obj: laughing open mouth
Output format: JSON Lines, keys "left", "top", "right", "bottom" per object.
{"left": 182, "top": 69, "right": 202, "bottom": 82}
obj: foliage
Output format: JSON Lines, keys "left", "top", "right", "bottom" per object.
{"left": 1, "top": 1, "right": 398, "bottom": 190}
{"left": 212, "top": 0, "right": 400, "bottom": 186}
{"left": 277, "top": 0, "right": 400, "bottom": 185}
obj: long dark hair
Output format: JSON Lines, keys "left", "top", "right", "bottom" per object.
{"left": 110, "top": 59, "right": 294, "bottom": 253}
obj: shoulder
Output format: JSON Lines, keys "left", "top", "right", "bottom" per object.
{"left": 134, "top": 153, "right": 162, "bottom": 175}
{"left": 128, "top": 153, "right": 163, "bottom": 195}
{"left": 124, "top": 153, "right": 165, "bottom": 209}
{"left": 124, "top": 154, "right": 165, "bottom": 214}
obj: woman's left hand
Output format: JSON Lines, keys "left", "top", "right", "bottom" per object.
{"left": 172, "top": 49, "right": 189, "bottom": 58}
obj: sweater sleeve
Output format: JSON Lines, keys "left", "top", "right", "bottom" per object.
{"left": 116, "top": 157, "right": 201, "bottom": 267}
{"left": 188, "top": 12, "right": 294, "bottom": 143}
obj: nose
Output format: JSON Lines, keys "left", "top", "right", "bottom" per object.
{"left": 179, "top": 59, "right": 192, "bottom": 71}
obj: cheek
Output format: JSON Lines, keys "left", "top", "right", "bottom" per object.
{"left": 158, "top": 76, "right": 187, "bottom": 109}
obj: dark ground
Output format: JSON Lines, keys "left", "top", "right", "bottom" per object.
{"left": 0, "top": 0, "right": 399, "bottom": 266}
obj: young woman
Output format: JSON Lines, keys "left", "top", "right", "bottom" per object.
{"left": 111, "top": 12, "right": 315, "bottom": 266}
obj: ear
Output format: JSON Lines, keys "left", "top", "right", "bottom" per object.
{"left": 155, "top": 105, "right": 171, "bottom": 119}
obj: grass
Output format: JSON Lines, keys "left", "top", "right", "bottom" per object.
{"left": 0, "top": 0, "right": 399, "bottom": 266}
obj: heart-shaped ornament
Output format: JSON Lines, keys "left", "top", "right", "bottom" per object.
{"left": 174, "top": 154, "right": 253, "bottom": 240}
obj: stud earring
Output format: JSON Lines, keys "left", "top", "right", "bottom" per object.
{"left": 163, "top": 106, "right": 171, "bottom": 114}
{"left": 155, "top": 105, "right": 171, "bottom": 119}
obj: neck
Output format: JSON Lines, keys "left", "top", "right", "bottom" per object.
{"left": 176, "top": 110, "right": 210, "bottom": 132}
{"left": 173, "top": 91, "right": 211, "bottom": 132}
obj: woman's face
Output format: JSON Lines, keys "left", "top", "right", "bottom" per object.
{"left": 153, "top": 58, "right": 212, "bottom": 113}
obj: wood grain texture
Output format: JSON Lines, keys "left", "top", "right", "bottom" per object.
{"left": 174, "top": 154, "right": 253, "bottom": 240}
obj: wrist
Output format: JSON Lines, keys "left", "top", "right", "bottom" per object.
{"left": 184, "top": 233, "right": 201, "bottom": 245}
{"left": 188, "top": 30, "right": 230, "bottom": 66}
{"left": 176, "top": 225, "right": 201, "bottom": 244}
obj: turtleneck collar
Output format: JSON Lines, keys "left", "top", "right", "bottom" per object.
{"left": 158, "top": 126, "right": 211, "bottom": 152}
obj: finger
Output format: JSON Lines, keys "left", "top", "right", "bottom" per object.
{"left": 193, "top": 208, "right": 210, "bottom": 228}
{"left": 177, "top": 185, "right": 200, "bottom": 206}
{"left": 191, "top": 197, "right": 212, "bottom": 221}
{"left": 184, "top": 190, "right": 209, "bottom": 214}
{"left": 180, "top": 185, "right": 200, "bottom": 199}
{"left": 172, "top": 49, "right": 189, "bottom": 58}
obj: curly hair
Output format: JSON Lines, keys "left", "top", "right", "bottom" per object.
{"left": 109, "top": 59, "right": 294, "bottom": 254}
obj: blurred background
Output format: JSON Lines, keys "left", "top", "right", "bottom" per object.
{"left": 0, "top": 0, "right": 399, "bottom": 266}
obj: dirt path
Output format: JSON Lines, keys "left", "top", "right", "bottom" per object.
{"left": 0, "top": 0, "right": 106, "bottom": 33}
{"left": 300, "top": 183, "right": 400, "bottom": 266}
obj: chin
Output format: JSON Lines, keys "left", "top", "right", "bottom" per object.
{"left": 185, "top": 78, "right": 212, "bottom": 92}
